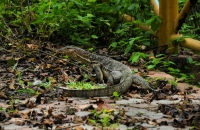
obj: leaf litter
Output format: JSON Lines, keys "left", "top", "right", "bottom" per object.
{"left": 0, "top": 42, "right": 199, "bottom": 129}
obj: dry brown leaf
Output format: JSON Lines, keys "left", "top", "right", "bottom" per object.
{"left": 48, "top": 77, "right": 57, "bottom": 83}
{"left": 28, "top": 58, "right": 36, "bottom": 62}
{"left": 177, "top": 91, "right": 184, "bottom": 95}
{"left": 9, "top": 78, "right": 16, "bottom": 90}
{"left": 26, "top": 101, "right": 36, "bottom": 108}
{"left": 96, "top": 99, "right": 115, "bottom": 111}
{"left": 0, "top": 92, "right": 7, "bottom": 99}
{"left": 52, "top": 67, "right": 61, "bottom": 71}
{"left": 73, "top": 115, "right": 84, "bottom": 124}
{"left": 40, "top": 73, "right": 48, "bottom": 76}
{"left": 5, "top": 56, "right": 12, "bottom": 60}
{"left": 14, "top": 57, "right": 23, "bottom": 60}
{"left": 48, "top": 107, "right": 54, "bottom": 116}
{"left": 74, "top": 126, "right": 84, "bottom": 130}
{"left": 26, "top": 44, "right": 39, "bottom": 50}
{"left": 61, "top": 69, "right": 69, "bottom": 82}
{"left": 53, "top": 114, "right": 65, "bottom": 124}
{"left": 57, "top": 96, "right": 68, "bottom": 101}
{"left": 15, "top": 120, "right": 25, "bottom": 126}
{"left": 46, "top": 64, "right": 51, "bottom": 68}
{"left": 127, "top": 92, "right": 141, "bottom": 98}
{"left": 34, "top": 65, "right": 40, "bottom": 71}
{"left": 43, "top": 119, "right": 54, "bottom": 129}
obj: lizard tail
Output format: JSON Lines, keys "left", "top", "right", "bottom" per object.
{"left": 132, "top": 74, "right": 156, "bottom": 91}
{"left": 57, "top": 73, "right": 133, "bottom": 97}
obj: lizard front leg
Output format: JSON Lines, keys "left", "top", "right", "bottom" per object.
{"left": 93, "top": 65, "right": 104, "bottom": 84}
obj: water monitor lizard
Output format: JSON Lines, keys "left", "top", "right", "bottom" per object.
{"left": 57, "top": 46, "right": 156, "bottom": 97}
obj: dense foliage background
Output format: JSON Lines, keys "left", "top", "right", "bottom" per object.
{"left": 1, "top": 0, "right": 199, "bottom": 51}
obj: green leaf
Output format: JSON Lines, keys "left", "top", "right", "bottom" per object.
{"left": 113, "top": 91, "right": 119, "bottom": 97}
{"left": 91, "top": 35, "right": 98, "bottom": 39}
{"left": 87, "top": 14, "right": 95, "bottom": 17}
{"left": 142, "top": 41, "right": 150, "bottom": 46}
{"left": 109, "top": 42, "right": 118, "bottom": 48}
{"left": 0, "top": 0, "right": 6, "bottom": 4}
{"left": 64, "top": 55, "right": 69, "bottom": 59}
{"left": 88, "top": 48, "right": 94, "bottom": 51}
{"left": 168, "top": 67, "right": 175, "bottom": 72}
{"left": 146, "top": 17, "right": 155, "bottom": 25}
{"left": 129, "top": 54, "right": 140, "bottom": 63}
{"left": 187, "top": 57, "right": 193, "bottom": 64}
{"left": 7, "top": 58, "right": 15, "bottom": 67}
{"left": 88, "top": 0, "right": 96, "bottom": 2}
{"left": 128, "top": 4, "right": 135, "bottom": 10}
{"left": 151, "top": 20, "right": 159, "bottom": 31}
{"left": 147, "top": 65, "right": 156, "bottom": 69}
{"left": 155, "top": 16, "right": 162, "bottom": 23}
{"left": 124, "top": 44, "right": 132, "bottom": 54}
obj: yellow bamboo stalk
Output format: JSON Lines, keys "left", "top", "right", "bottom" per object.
{"left": 158, "top": 0, "right": 169, "bottom": 50}
{"left": 181, "top": 38, "right": 200, "bottom": 51}
{"left": 121, "top": 14, "right": 157, "bottom": 37}
{"left": 174, "top": 0, "right": 198, "bottom": 33}
{"left": 167, "top": 0, "right": 179, "bottom": 53}
{"left": 170, "top": 34, "right": 200, "bottom": 51}
{"left": 158, "top": 0, "right": 179, "bottom": 52}
{"left": 150, "top": 0, "right": 159, "bottom": 16}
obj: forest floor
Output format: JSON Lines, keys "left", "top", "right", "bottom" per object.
{"left": 0, "top": 42, "right": 200, "bottom": 130}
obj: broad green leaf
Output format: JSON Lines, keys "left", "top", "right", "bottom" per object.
{"left": 91, "top": 35, "right": 98, "bottom": 39}
{"left": 147, "top": 65, "right": 156, "bottom": 69}
{"left": 146, "top": 17, "right": 155, "bottom": 25}
{"left": 124, "top": 44, "right": 132, "bottom": 54}
{"left": 128, "top": 4, "right": 135, "bottom": 10}
{"left": 87, "top": 14, "right": 95, "bottom": 17}
{"left": 109, "top": 42, "right": 117, "bottom": 48}
{"left": 129, "top": 54, "right": 140, "bottom": 63}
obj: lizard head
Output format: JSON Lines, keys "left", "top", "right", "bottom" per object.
{"left": 57, "top": 46, "right": 92, "bottom": 64}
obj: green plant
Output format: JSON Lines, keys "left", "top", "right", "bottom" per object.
{"left": 7, "top": 96, "right": 16, "bottom": 113}
{"left": 145, "top": 15, "right": 161, "bottom": 32}
{"left": 146, "top": 54, "right": 196, "bottom": 85}
{"left": 38, "top": 79, "right": 52, "bottom": 89}
{"left": 99, "top": 113, "right": 111, "bottom": 126}
{"left": 112, "top": 91, "right": 121, "bottom": 99}
{"left": 0, "top": 107, "right": 4, "bottom": 112}
{"left": 65, "top": 80, "right": 106, "bottom": 90}
{"left": 1, "top": 0, "right": 157, "bottom": 48}
{"left": 17, "top": 88, "right": 39, "bottom": 96}
{"left": 89, "top": 108, "right": 118, "bottom": 127}
{"left": 17, "top": 71, "right": 24, "bottom": 87}
{"left": 129, "top": 52, "right": 147, "bottom": 63}
{"left": 146, "top": 54, "right": 174, "bottom": 70}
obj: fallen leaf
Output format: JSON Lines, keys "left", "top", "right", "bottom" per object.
{"left": 9, "top": 78, "right": 16, "bottom": 90}
{"left": 26, "top": 44, "right": 39, "bottom": 50}
{"left": 28, "top": 58, "right": 36, "bottom": 62}
{"left": 61, "top": 69, "right": 69, "bottom": 82}
{"left": 0, "top": 92, "right": 7, "bottom": 99}
{"left": 74, "top": 126, "right": 84, "bottom": 130}
{"left": 73, "top": 115, "right": 84, "bottom": 124}
{"left": 96, "top": 99, "right": 115, "bottom": 111}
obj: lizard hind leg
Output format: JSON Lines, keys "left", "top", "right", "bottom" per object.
{"left": 107, "top": 71, "right": 123, "bottom": 86}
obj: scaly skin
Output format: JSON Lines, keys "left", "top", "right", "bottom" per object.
{"left": 57, "top": 46, "right": 155, "bottom": 97}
